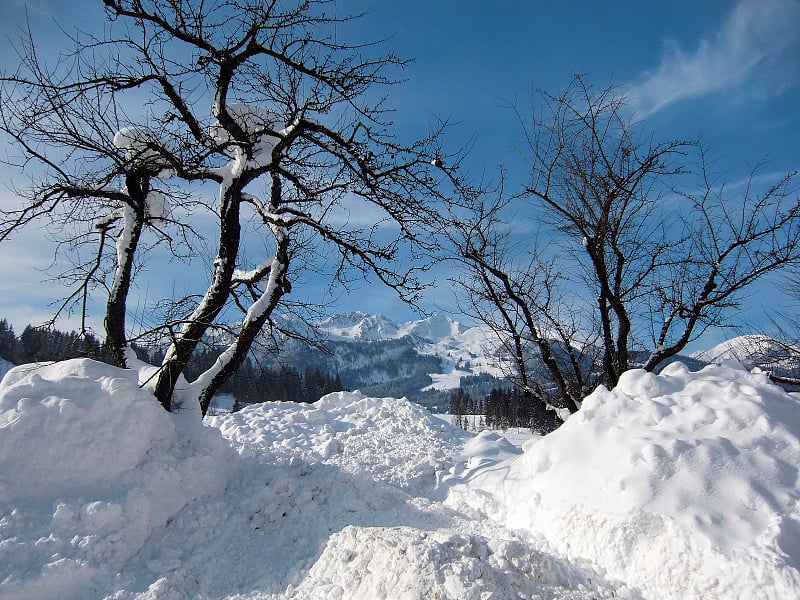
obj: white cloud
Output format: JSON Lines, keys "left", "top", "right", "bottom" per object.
{"left": 629, "top": 0, "right": 800, "bottom": 116}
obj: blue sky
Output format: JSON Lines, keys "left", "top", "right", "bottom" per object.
{"left": 1, "top": 0, "right": 799, "bottom": 350}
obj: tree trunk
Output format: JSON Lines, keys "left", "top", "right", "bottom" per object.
{"left": 196, "top": 235, "right": 290, "bottom": 415}
{"left": 154, "top": 185, "right": 242, "bottom": 411}
{"left": 106, "top": 173, "right": 148, "bottom": 368}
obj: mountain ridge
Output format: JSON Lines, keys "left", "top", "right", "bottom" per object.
{"left": 272, "top": 314, "right": 799, "bottom": 407}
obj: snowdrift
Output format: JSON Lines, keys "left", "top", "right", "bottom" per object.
{"left": 0, "top": 359, "right": 234, "bottom": 599}
{"left": 0, "top": 360, "right": 613, "bottom": 599}
{"left": 2, "top": 357, "right": 799, "bottom": 598}
{"left": 209, "top": 391, "right": 467, "bottom": 493}
{"left": 450, "top": 362, "right": 800, "bottom": 599}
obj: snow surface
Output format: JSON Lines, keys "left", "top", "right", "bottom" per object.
{"left": 1, "top": 358, "right": 799, "bottom": 599}
{"left": 447, "top": 361, "right": 800, "bottom": 599}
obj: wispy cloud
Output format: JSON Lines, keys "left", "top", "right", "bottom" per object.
{"left": 629, "top": 0, "right": 800, "bottom": 116}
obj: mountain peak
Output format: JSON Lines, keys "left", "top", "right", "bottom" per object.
{"left": 316, "top": 312, "right": 470, "bottom": 344}
{"left": 691, "top": 334, "right": 798, "bottom": 370}
{"left": 318, "top": 312, "right": 400, "bottom": 341}
{"left": 399, "top": 314, "right": 465, "bottom": 343}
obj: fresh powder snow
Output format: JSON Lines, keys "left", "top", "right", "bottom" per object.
{"left": 1, "top": 357, "right": 799, "bottom": 598}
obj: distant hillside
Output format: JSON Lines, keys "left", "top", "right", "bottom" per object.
{"left": 253, "top": 312, "right": 720, "bottom": 409}
{"left": 691, "top": 334, "right": 800, "bottom": 383}
{"left": 692, "top": 334, "right": 797, "bottom": 366}
{"left": 252, "top": 312, "right": 507, "bottom": 411}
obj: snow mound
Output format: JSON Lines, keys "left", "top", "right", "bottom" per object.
{"left": 12, "top": 357, "right": 791, "bottom": 599}
{"left": 0, "top": 359, "right": 234, "bottom": 599}
{"left": 452, "top": 362, "right": 800, "bottom": 599}
{"left": 286, "top": 525, "right": 606, "bottom": 600}
{"left": 0, "top": 359, "right": 633, "bottom": 599}
{"left": 209, "top": 391, "right": 467, "bottom": 492}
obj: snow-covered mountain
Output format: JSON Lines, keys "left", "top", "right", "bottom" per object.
{"left": 256, "top": 312, "right": 506, "bottom": 408}
{"left": 317, "top": 312, "right": 507, "bottom": 387}
{"left": 255, "top": 314, "right": 799, "bottom": 408}
{"left": 316, "top": 311, "right": 468, "bottom": 345}
{"left": 318, "top": 311, "right": 403, "bottom": 341}
{"left": 692, "top": 334, "right": 800, "bottom": 371}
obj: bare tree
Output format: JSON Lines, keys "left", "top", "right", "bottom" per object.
{"left": 448, "top": 75, "right": 800, "bottom": 409}
{"left": 1, "top": 0, "right": 450, "bottom": 414}
{"left": 766, "top": 274, "right": 800, "bottom": 386}
{"left": 446, "top": 190, "right": 587, "bottom": 429}
{"left": 521, "top": 76, "right": 693, "bottom": 388}
{"left": 643, "top": 154, "right": 800, "bottom": 370}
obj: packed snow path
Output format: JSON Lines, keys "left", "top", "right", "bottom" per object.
{"left": 1, "top": 358, "right": 799, "bottom": 598}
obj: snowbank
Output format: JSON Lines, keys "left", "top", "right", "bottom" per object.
{"left": 287, "top": 525, "right": 605, "bottom": 600}
{"left": 209, "top": 390, "right": 467, "bottom": 492}
{"left": 6, "top": 357, "right": 796, "bottom": 599}
{"left": 0, "top": 361, "right": 616, "bottom": 599}
{"left": 451, "top": 362, "right": 800, "bottom": 599}
{"left": 0, "top": 359, "right": 234, "bottom": 599}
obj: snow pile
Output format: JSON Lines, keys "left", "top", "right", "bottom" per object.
{"left": 287, "top": 525, "right": 605, "bottom": 600}
{"left": 0, "top": 361, "right": 618, "bottom": 599}
{"left": 3, "top": 356, "right": 799, "bottom": 599}
{"left": 0, "top": 359, "right": 234, "bottom": 599}
{"left": 205, "top": 393, "right": 616, "bottom": 600}
{"left": 209, "top": 390, "right": 467, "bottom": 492}
{"left": 450, "top": 362, "right": 800, "bottom": 599}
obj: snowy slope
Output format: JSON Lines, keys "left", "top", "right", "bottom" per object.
{"left": 692, "top": 334, "right": 800, "bottom": 374}
{"left": 317, "top": 312, "right": 506, "bottom": 387}
{"left": 269, "top": 312, "right": 507, "bottom": 398}
{"left": 447, "top": 362, "right": 800, "bottom": 600}
{"left": 0, "top": 359, "right": 617, "bottom": 600}
{"left": 419, "top": 324, "right": 510, "bottom": 390}
{"left": 692, "top": 333, "right": 787, "bottom": 363}
{"left": 2, "top": 357, "right": 800, "bottom": 599}
{"left": 397, "top": 313, "right": 465, "bottom": 342}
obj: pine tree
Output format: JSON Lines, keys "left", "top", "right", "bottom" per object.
{"left": 0, "top": 320, "right": 17, "bottom": 363}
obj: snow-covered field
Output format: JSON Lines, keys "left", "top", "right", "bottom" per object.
{"left": 1, "top": 358, "right": 799, "bottom": 599}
